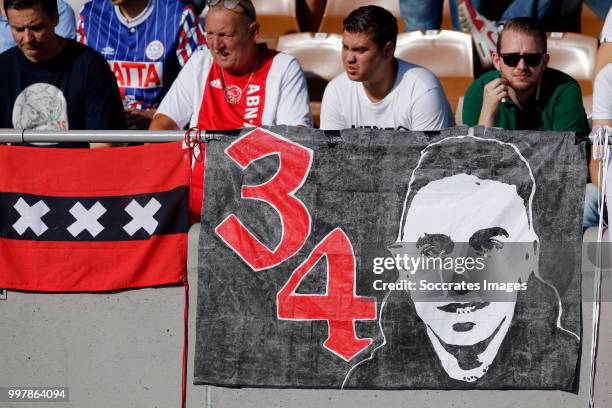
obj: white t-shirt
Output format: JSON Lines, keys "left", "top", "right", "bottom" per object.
{"left": 593, "top": 63, "right": 612, "bottom": 120}
{"left": 319, "top": 59, "right": 453, "bottom": 131}
{"left": 156, "top": 47, "right": 312, "bottom": 128}
{"left": 602, "top": 7, "right": 612, "bottom": 42}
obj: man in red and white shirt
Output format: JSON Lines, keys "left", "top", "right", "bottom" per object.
{"left": 150, "top": 0, "right": 312, "bottom": 222}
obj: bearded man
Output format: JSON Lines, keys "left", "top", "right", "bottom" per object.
{"left": 462, "top": 17, "right": 589, "bottom": 132}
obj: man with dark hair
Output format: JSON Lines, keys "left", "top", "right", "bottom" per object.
{"left": 0, "top": 0, "right": 126, "bottom": 146}
{"left": 1, "top": 0, "right": 75, "bottom": 53}
{"left": 77, "top": 0, "right": 207, "bottom": 129}
{"left": 462, "top": 17, "right": 589, "bottom": 132}
{"left": 150, "top": 0, "right": 311, "bottom": 223}
{"left": 320, "top": 5, "right": 453, "bottom": 131}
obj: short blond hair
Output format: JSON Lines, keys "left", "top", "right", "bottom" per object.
{"left": 209, "top": 0, "right": 256, "bottom": 21}
{"left": 497, "top": 18, "right": 547, "bottom": 54}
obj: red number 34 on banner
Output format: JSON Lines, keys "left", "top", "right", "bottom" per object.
{"left": 215, "top": 128, "right": 376, "bottom": 361}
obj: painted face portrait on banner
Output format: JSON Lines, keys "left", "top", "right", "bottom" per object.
{"left": 384, "top": 135, "right": 578, "bottom": 384}
{"left": 341, "top": 133, "right": 580, "bottom": 390}
{"left": 393, "top": 171, "right": 539, "bottom": 382}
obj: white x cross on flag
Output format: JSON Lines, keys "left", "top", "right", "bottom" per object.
{"left": 67, "top": 201, "right": 107, "bottom": 238}
{"left": 12, "top": 197, "right": 50, "bottom": 236}
{"left": 123, "top": 198, "right": 161, "bottom": 236}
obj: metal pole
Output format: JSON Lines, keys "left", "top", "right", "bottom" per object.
{"left": 0, "top": 130, "right": 187, "bottom": 143}
{"left": 0, "top": 129, "right": 25, "bottom": 143}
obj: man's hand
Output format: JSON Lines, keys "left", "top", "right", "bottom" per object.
{"left": 478, "top": 78, "right": 508, "bottom": 127}
{"left": 149, "top": 112, "right": 180, "bottom": 131}
{"left": 126, "top": 108, "right": 156, "bottom": 130}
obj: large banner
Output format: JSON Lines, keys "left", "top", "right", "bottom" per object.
{"left": 195, "top": 126, "right": 584, "bottom": 391}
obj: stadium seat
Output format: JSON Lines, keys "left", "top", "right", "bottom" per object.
{"left": 580, "top": 3, "right": 604, "bottom": 39}
{"left": 547, "top": 32, "right": 597, "bottom": 96}
{"left": 276, "top": 32, "right": 344, "bottom": 127}
{"left": 317, "top": 0, "right": 405, "bottom": 34}
{"left": 252, "top": 0, "right": 301, "bottom": 49}
{"left": 395, "top": 30, "right": 474, "bottom": 114}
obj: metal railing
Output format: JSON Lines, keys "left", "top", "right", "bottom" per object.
{"left": 0, "top": 129, "right": 186, "bottom": 144}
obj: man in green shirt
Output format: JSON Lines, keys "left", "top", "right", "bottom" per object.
{"left": 462, "top": 18, "right": 589, "bottom": 133}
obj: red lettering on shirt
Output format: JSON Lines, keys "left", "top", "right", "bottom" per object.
{"left": 108, "top": 61, "right": 164, "bottom": 89}
{"left": 144, "top": 64, "right": 162, "bottom": 88}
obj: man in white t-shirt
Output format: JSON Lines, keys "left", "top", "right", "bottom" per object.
{"left": 593, "top": 65, "right": 612, "bottom": 125}
{"left": 585, "top": 61, "right": 612, "bottom": 228}
{"left": 150, "top": 0, "right": 312, "bottom": 222}
{"left": 319, "top": 5, "right": 453, "bottom": 131}
{"left": 585, "top": 6, "right": 612, "bottom": 229}
{"left": 595, "top": 6, "right": 612, "bottom": 78}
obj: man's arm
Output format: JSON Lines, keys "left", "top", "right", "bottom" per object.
{"left": 85, "top": 62, "right": 126, "bottom": 130}
{"left": 319, "top": 78, "right": 347, "bottom": 130}
{"left": 410, "top": 86, "right": 454, "bottom": 131}
{"left": 153, "top": 50, "right": 203, "bottom": 130}
{"left": 149, "top": 113, "right": 180, "bottom": 130}
{"left": 462, "top": 75, "right": 508, "bottom": 127}
{"left": 84, "top": 52, "right": 126, "bottom": 130}
{"left": 126, "top": 108, "right": 157, "bottom": 130}
{"left": 594, "top": 43, "right": 612, "bottom": 80}
{"left": 275, "top": 58, "right": 313, "bottom": 127}
{"left": 56, "top": 0, "right": 76, "bottom": 39}
{"left": 589, "top": 64, "right": 612, "bottom": 186}
{"left": 551, "top": 80, "right": 589, "bottom": 133}
{"left": 83, "top": 51, "right": 126, "bottom": 148}
{"left": 476, "top": 78, "right": 508, "bottom": 127}
{"left": 595, "top": 7, "right": 612, "bottom": 79}
{"left": 145, "top": 7, "right": 206, "bottom": 131}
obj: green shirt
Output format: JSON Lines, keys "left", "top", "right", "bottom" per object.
{"left": 462, "top": 68, "right": 589, "bottom": 133}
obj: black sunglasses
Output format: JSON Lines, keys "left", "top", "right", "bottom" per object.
{"left": 500, "top": 53, "right": 545, "bottom": 67}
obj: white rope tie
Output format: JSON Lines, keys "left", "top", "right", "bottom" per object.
{"left": 588, "top": 125, "right": 610, "bottom": 408}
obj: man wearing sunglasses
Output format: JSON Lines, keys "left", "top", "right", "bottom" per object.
{"left": 151, "top": 0, "right": 312, "bottom": 223}
{"left": 462, "top": 17, "right": 589, "bottom": 133}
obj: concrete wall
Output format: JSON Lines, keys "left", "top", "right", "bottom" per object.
{"left": 1, "top": 225, "right": 611, "bottom": 408}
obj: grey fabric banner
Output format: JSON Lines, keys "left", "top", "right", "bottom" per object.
{"left": 195, "top": 126, "right": 585, "bottom": 391}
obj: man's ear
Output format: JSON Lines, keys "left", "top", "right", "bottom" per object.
{"left": 50, "top": 9, "right": 59, "bottom": 27}
{"left": 492, "top": 51, "right": 501, "bottom": 71}
{"left": 542, "top": 53, "right": 550, "bottom": 68}
{"left": 383, "top": 41, "right": 395, "bottom": 59}
{"left": 249, "top": 21, "right": 260, "bottom": 41}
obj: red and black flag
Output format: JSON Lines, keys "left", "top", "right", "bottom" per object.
{"left": 0, "top": 142, "right": 190, "bottom": 291}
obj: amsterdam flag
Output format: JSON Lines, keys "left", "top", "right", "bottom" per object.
{"left": 0, "top": 142, "right": 190, "bottom": 291}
